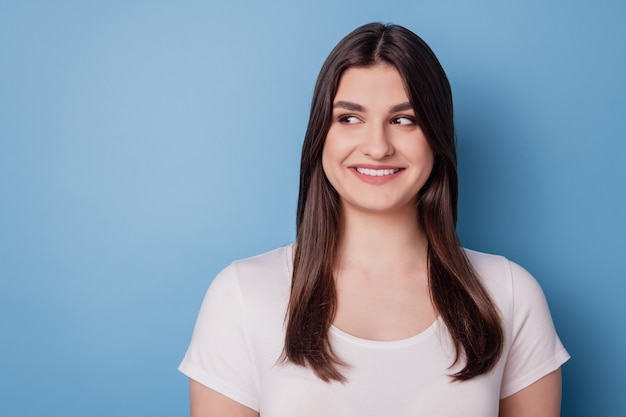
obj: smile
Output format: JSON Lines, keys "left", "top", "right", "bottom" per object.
{"left": 355, "top": 167, "right": 401, "bottom": 177}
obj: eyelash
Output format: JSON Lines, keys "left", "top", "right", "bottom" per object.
{"left": 391, "top": 116, "right": 417, "bottom": 125}
{"left": 338, "top": 115, "right": 361, "bottom": 124}
{"left": 337, "top": 115, "right": 417, "bottom": 125}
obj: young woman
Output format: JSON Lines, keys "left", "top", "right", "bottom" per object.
{"left": 179, "top": 22, "right": 569, "bottom": 416}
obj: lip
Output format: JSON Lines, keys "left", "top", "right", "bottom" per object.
{"left": 349, "top": 165, "right": 404, "bottom": 185}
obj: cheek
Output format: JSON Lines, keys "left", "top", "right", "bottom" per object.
{"left": 416, "top": 138, "right": 435, "bottom": 170}
{"left": 320, "top": 134, "right": 349, "bottom": 193}
{"left": 419, "top": 145, "right": 437, "bottom": 187}
{"left": 405, "top": 137, "right": 436, "bottom": 186}
{"left": 321, "top": 134, "right": 340, "bottom": 174}
{"left": 320, "top": 139, "right": 333, "bottom": 183}
{"left": 321, "top": 142, "right": 330, "bottom": 176}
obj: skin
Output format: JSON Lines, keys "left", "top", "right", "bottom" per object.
{"left": 189, "top": 371, "right": 562, "bottom": 417}
{"left": 187, "top": 64, "right": 563, "bottom": 416}
{"left": 322, "top": 65, "right": 435, "bottom": 220}
{"left": 323, "top": 64, "right": 436, "bottom": 341}
{"left": 189, "top": 380, "right": 258, "bottom": 417}
{"left": 499, "top": 369, "right": 563, "bottom": 417}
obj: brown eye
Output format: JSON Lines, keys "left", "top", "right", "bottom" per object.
{"left": 339, "top": 115, "right": 361, "bottom": 124}
{"left": 391, "top": 116, "right": 416, "bottom": 125}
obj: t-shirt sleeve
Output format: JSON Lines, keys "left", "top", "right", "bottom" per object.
{"left": 178, "top": 263, "right": 259, "bottom": 411}
{"left": 500, "top": 261, "right": 570, "bottom": 398}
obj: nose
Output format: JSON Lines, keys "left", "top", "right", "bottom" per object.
{"left": 360, "top": 123, "right": 394, "bottom": 159}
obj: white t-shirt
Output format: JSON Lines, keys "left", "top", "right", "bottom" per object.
{"left": 179, "top": 245, "right": 569, "bottom": 416}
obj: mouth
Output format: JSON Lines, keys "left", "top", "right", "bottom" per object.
{"left": 354, "top": 167, "right": 401, "bottom": 177}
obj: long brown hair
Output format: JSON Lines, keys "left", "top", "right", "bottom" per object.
{"left": 284, "top": 22, "right": 503, "bottom": 382}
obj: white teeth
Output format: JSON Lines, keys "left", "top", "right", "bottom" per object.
{"left": 356, "top": 167, "right": 400, "bottom": 177}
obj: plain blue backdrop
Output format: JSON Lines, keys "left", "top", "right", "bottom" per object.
{"left": 1, "top": 0, "right": 624, "bottom": 415}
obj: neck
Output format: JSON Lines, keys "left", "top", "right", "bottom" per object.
{"left": 336, "top": 207, "right": 429, "bottom": 278}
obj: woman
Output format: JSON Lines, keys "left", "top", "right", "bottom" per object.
{"left": 180, "top": 22, "right": 569, "bottom": 416}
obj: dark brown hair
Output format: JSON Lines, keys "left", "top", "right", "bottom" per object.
{"left": 284, "top": 22, "right": 503, "bottom": 382}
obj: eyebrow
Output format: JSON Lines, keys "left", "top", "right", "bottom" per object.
{"left": 333, "top": 101, "right": 413, "bottom": 113}
{"left": 333, "top": 101, "right": 364, "bottom": 111}
{"left": 390, "top": 102, "right": 413, "bottom": 112}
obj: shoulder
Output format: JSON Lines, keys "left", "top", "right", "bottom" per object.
{"left": 464, "top": 248, "right": 541, "bottom": 290}
{"left": 208, "top": 245, "right": 293, "bottom": 313}
{"left": 230, "top": 244, "right": 293, "bottom": 278}
{"left": 188, "top": 245, "right": 292, "bottom": 359}
{"left": 463, "top": 248, "right": 547, "bottom": 320}
{"left": 180, "top": 245, "right": 293, "bottom": 410}
{"left": 213, "top": 244, "right": 292, "bottom": 286}
{"left": 463, "top": 248, "right": 513, "bottom": 299}
{"left": 464, "top": 248, "right": 510, "bottom": 280}
{"left": 464, "top": 249, "right": 572, "bottom": 397}
{"left": 231, "top": 244, "right": 292, "bottom": 292}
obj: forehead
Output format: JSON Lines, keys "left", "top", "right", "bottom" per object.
{"left": 334, "top": 64, "right": 409, "bottom": 105}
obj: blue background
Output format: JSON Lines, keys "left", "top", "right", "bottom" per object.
{"left": 1, "top": 1, "right": 624, "bottom": 415}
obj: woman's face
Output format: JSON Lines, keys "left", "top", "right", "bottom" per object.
{"left": 322, "top": 64, "right": 435, "bottom": 217}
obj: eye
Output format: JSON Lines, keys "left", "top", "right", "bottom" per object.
{"left": 338, "top": 115, "right": 362, "bottom": 124}
{"left": 391, "top": 116, "right": 417, "bottom": 126}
